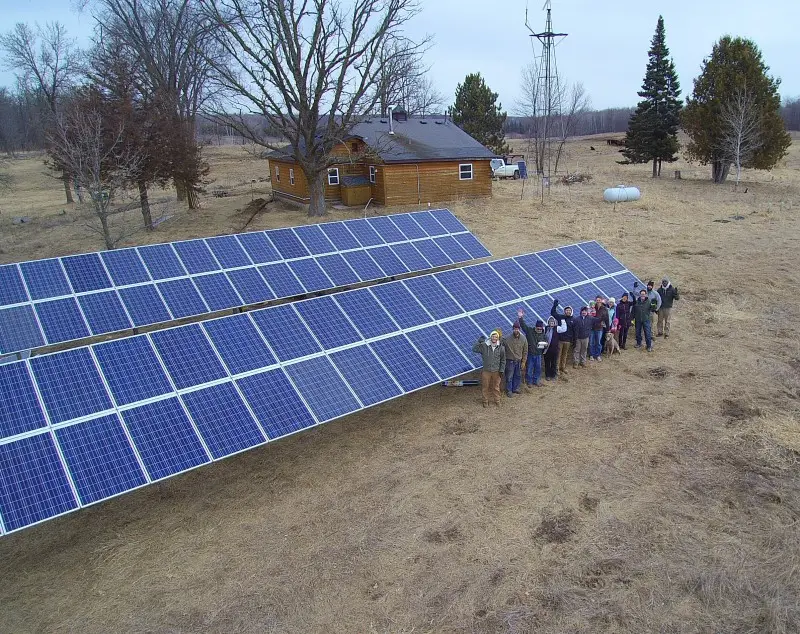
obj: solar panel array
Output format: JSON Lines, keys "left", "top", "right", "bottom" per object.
{"left": 0, "top": 209, "right": 490, "bottom": 355}
{"left": 0, "top": 240, "right": 640, "bottom": 535}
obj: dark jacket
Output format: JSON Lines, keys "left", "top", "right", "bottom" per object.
{"left": 551, "top": 303, "right": 575, "bottom": 342}
{"left": 572, "top": 314, "right": 594, "bottom": 339}
{"left": 593, "top": 305, "right": 609, "bottom": 331}
{"left": 518, "top": 317, "right": 547, "bottom": 356}
{"left": 616, "top": 300, "right": 633, "bottom": 328}
{"left": 657, "top": 284, "right": 680, "bottom": 309}
{"left": 544, "top": 326, "right": 560, "bottom": 361}
{"left": 472, "top": 338, "right": 506, "bottom": 373}
{"left": 633, "top": 297, "right": 655, "bottom": 323}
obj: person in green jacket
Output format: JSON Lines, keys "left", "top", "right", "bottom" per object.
{"left": 634, "top": 288, "right": 656, "bottom": 351}
{"left": 516, "top": 308, "right": 546, "bottom": 387}
{"left": 472, "top": 330, "right": 506, "bottom": 406}
{"left": 656, "top": 277, "right": 680, "bottom": 338}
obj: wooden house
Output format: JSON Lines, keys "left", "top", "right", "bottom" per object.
{"left": 267, "top": 112, "right": 497, "bottom": 207}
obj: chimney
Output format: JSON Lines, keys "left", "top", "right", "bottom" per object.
{"left": 388, "top": 105, "right": 395, "bottom": 135}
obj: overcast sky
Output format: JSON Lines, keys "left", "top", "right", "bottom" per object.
{"left": 2, "top": 0, "right": 798, "bottom": 111}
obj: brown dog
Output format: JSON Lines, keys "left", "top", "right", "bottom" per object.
{"left": 605, "top": 332, "right": 621, "bottom": 356}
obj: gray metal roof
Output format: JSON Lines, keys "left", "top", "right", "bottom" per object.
{"left": 269, "top": 116, "right": 497, "bottom": 163}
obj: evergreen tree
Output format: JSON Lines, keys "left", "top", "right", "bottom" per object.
{"left": 682, "top": 36, "right": 791, "bottom": 183}
{"left": 621, "top": 16, "right": 682, "bottom": 177}
{"left": 451, "top": 73, "right": 509, "bottom": 156}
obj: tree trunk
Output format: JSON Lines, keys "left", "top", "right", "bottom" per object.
{"left": 138, "top": 180, "right": 153, "bottom": 230}
{"left": 308, "top": 173, "right": 328, "bottom": 217}
{"left": 63, "top": 174, "right": 74, "bottom": 204}
{"left": 652, "top": 159, "right": 658, "bottom": 178}
{"left": 175, "top": 179, "right": 186, "bottom": 201}
{"left": 186, "top": 183, "right": 199, "bottom": 210}
{"left": 99, "top": 214, "right": 114, "bottom": 250}
{"left": 657, "top": 159, "right": 662, "bottom": 177}
{"left": 712, "top": 160, "right": 732, "bottom": 184}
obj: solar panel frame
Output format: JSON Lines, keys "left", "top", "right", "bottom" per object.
{"left": 157, "top": 278, "right": 210, "bottom": 319}
{"left": 0, "top": 264, "right": 29, "bottom": 307}
{"left": 206, "top": 235, "right": 253, "bottom": 269}
{"left": 225, "top": 267, "right": 275, "bottom": 305}
{"left": 558, "top": 244, "right": 605, "bottom": 280}
{"left": 20, "top": 259, "right": 73, "bottom": 301}
{"left": 173, "top": 239, "right": 221, "bottom": 275}
{"left": 61, "top": 254, "right": 113, "bottom": 293}
{"left": 237, "top": 231, "right": 283, "bottom": 264}
{"left": 34, "top": 298, "right": 91, "bottom": 345}
{"left": 0, "top": 361, "right": 48, "bottom": 439}
{"left": 201, "top": 313, "right": 277, "bottom": 375}
{"left": 137, "top": 244, "right": 187, "bottom": 281}
{"left": 0, "top": 305, "right": 45, "bottom": 354}
{"left": 77, "top": 291, "right": 133, "bottom": 335}
{"left": 117, "top": 284, "right": 173, "bottom": 327}
{"left": 100, "top": 248, "right": 152, "bottom": 286}
{"left": 284, "top": 356, "right": 362, "bottom": 423}
{"left": 293, "top": 224, "right": 338, "bottom": 255}
{"left": 236, "top": 368, "right": 317, "bottom": 439}
{"left": 267, "top": 228, "right": 310, "bottom": 259}
{"left": 192, "top": 273, "right": 244, "bottom": 312}
{"left": 149, "top": 324, "right": 229, "bottom": 390}
{"left": 293, "top": 296, "right": 362, "bottom": 350}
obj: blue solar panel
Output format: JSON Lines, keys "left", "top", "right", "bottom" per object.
{"left": 413, "top": 239, "right": 452, "bottom": 268}
{"left": 367, "top": 216, "right": 405, "bottom": 243}
{"left": 35, "top": 298, "right": 90, "bottom": 344}
{"left": 206, "top": 235, "right": 253, "bottom": 268}
{"left": 548, "top": 288, "right": 584, "bottom": 313}
{"left": 56, "top": 414, "right": 147, "bottom": 505}
{"left": 122, "top": 398, "right": 210, "bottom": 481}
{"left": 316, "top": 254, "right": 360, "bottom": 286}
{"left": 470, "top": 308, "right": 512, "bottom": 337}
{"left": 293, "top": 225, "right": 337, "bottom": 255}
{"left": 226, "top": 268, "right": 275, "bottom": 304}
{"left": 524, "top": 295, "right": 555, "bottom": 323}
{"left": 390, "top": 214, "right": 427, "bottom": 240}
{"left": 0, "top": 362, "right": 47, "bottom": 439}
{"left": 285, "top": 356, "right": 361, "bottom": 422}
{"left": 157, "top": 278, "right": 209, "bottom": 318}
{"left": 100, "top": 248, "right": 151, "bottom": 286}
{"left": 258, "top": 262, "right": 306, "bottom": 298}
{"left": 150, "top": 325, "right": 228, "bottom": 390}
{"left": 93, "top": 335, "right": 174, "bottom": 406}
{"left": 390, "top": 243, "right": 431, "bottom": 272}
{"left": 118, "top": 285, "right": 172, "bottom": 326}
{"left": 294, "top": 296, "right": 361, "bottom": 349}
{"left": 453, "top": 233, "right": 492, "bottom": 259}
{"left": 173, "top": 239, "right": 220, "bottom": 274}
{"left": 181, "top": 383, "right": 266, "bottom": 459}
{"left": 20, "top": 259, "right": 72, "bottom": 300}
{"left": 288, "top": 259, "right": 334, "bottom": 293}
{"left": 613, "top": 271, "right": 641, "bottom": 292}
{"left": 249, "top": 304, "right": 321, "bottom": 362}
{"left": 330, "top": 346, "right": 402, "bottom": 406}
{"left": 369, "top": 335, "right": 438, "bottom": 392}
{"left": 463, "top": 264, "right": 518, "bottom": 304}
{"left": 539, "top": 249, "right": 585, "bottom": 284}
{"left": 403, "top": 276, "right": 461, "bottom": 320}
{"left": 237, "top": 231, "right": 282, "bottom": 264}
{"left": 439, "top": 316, "right": 484, "bottom": 368}
{"left": 0, "top": 265, "right": 28, "bottom": 306}
{"left": 77, "top": 291, "right": 132, "bottom": 335}
{"left": 411, "top": 211, "right": 448, "bottom": 236}
{"left": 432, "top": 236, "right": 473, "bottom": 263}
{"left": 406, "top": 325, "right": 472, "bottom": 378}
{"left": 594, "top": 276, "right": 628, "bottom": 300}
{"left": 342, "top": 250, "right": 384, "bottom": 281}
{"left": 345, "top": 219, "right": 385, "bottom": 247}
{"left": 319, "top": 222, "right": 360, "bottom": 251}
{"left": 203, "top": 314, "right": 277, "bottom": 375}
{"left": 370, "top": 282, "right": 432, "bottom": 328}
{"left": 237, "top": 369, "right": 316, "bottom": 438}
{"left": 61, "top": 254, "right": 112, "bottom": 293}
{"left": 193, "top": 273, "right": 243, "bottom": 311}
{"left": 366, "top": 246, "right": 409, "bottom": 277}
{"left": 30, "top": 348, "right": 113, "bottom": 424}
{"left": 267, "top": 228, "right": 309, "bottom": 259}
{"left": 573, "top": 282, "right": 603, "bottom": 304}
{"left": 333, "top": 288, "right": 398, "bottom": 339}
{"left": 579, "top": 241, "right": 625, "bottom": 274}
{"left": 435, "top": 269, "right": 493, "bottom": 311}
{"left": 137, "top": 244, "right": 187, "bottom": 280}
{"left": 0, "top": 433, "right": 78, "bottom": 532}
{"left": 559, "top": 244, "right": 605, "bottom": 279}
{"left": 489, "top": 259, "right": 543, "bottom": 297}
{"left": 430, "top": 209, "right": 468, "bottom": 234}
{"left": 514, "top": 253, "right": 565, "bottom": 291}
{"left": 0, "top": 305, "right": 45, "bottom": 353}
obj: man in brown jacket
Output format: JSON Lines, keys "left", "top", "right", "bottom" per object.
{"left": 473, "top": 330, "right": 506, "bottom": 406}
{"left": 503, "top": 321, "right": 528, "bottom": 397}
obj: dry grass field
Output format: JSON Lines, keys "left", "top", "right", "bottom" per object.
{"left": 1, "top": 135, "right": 799, "bottom": 633}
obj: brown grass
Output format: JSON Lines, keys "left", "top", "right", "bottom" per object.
{"left": 1, "top": 136, "right": 800, "bottom": 632}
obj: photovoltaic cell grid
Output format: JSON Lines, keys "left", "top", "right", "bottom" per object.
{"left": 0, "top": 210, "right": 488, "bottom": 355}
{"left": 0, "top": 241, "right": 640, "bottom": 535}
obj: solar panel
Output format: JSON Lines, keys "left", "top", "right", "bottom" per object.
{"left": 0, "top": 306, "right": 45, "bottom": 354}
{"left": 432, "top": 236, "right": 473, "bottom": 263}
{"left": 438, "top": 316, "right": 484, "bottom": 368}
{"left": 34, "top": 298, "right": 90, "bottom": 344}
{"left": 366, "top": 246, "right": 409, "bottom": 277}
{"left": 370, "top": 282, "right": 432, "bottom": 329}
{"left": 258, "top": 262, "right": 306, "bottom": 298}
{"left": 192, "top": 273, "right": 243, "bottom": 311}
{"left": 237, "top": 369, "right": 316, "bottom": 438}
{"left": 333, "top": 289, "right": 398, "bottom": 339}
{"left": 613, "top": 271, "right": 641, "bottom": 291}
{"left": 93, "top": 336, "right": 173, "bottom": 406}
{"left": 61, "top": 254, "right": 112, "bottom": 293}
{"left": 100, "top": 248, "right": 151, "bottom": 286}
{"left": 293, "top": 225, "right": 337, "bottom": 255}
{"left": 413, "top": 239, "right": 452, "bottom": 268}
{"left": 0, "top": 265, "right": 29, "bottom": 306}
{"left": 411, "top": 211, "right": 448, "bottom": 236}
{"left": 367, "top": 216, "right": 405, "bottom": 243}
{"left": 514, "top": 253, "right": 565, "bottom": 291}
{"left": 470, "top": 308, "right": 512, "bottom": 337}
{"left": 226, "top": 268, "right": 275, "bottom": 305}
{"left": 578, "top": 241, "right": 625, "bottom": 274}
{"left": 390, "top": 243, "right": 431, "bottom": 272}
{"left": 249, "top": 304, "right": 321, "bottom": 362}
{"left": 429, "top": 209, "right": 468, "bottom": 234}
{"left": 316, "top": 254, "right": 360, "bottom": 286}
{"left": 285, "top": 356, "right": 361, "bottom": 422}
{"left": 525, "top": 295, "right": 556, "bottom": 323}
{"left": 558, "top": 244, "right": 604, "bottom": 279}
{"left": 0, "top": 362, "right": 47, "bottom": 439}
{"left": 402, "top": 276, "right": 461, "bottom": 320}
{"left": 206, "top": 235, "right": 252, "bottom": 269}
{"left": 20, "top": 259, "right": 72, "bottom": 300}
{"left": 329, "top": 346, "right": 402, "bottom": 406}
{"left": 463, "top": 264, "right": 518, "bottom": 304}
{"left": 453, "top": 233, "right": 491, "bottom": 259}
{"left": 77, "top": 291, "right": 132, "bottom": 335}
{"left": 593, "top": 276, "right": 628, "bottom": 300}
{"left": 549, "top": 288, "right": 584, "bottom": 313}
{"left": 267, "top": 228, "right": 309, "bottom": 259}
{"left": 117, "top": 285, "right": 173, "bottom": 326}
{"left": 345, "top": 219, "right": 384, "bottom": 247}
{"left": 202, "top": 314, "right": 277, "bottom": 375}
{"left": 138, "top": 244, "right": 187, "bottom": 280}
{"left": 318, "top": 222, "right": 360, "bottom": 251}
{"left": 369, "top": 335, "right": 439, "bottom": 392}
{"left": 389, "top": 214, "right": 427, "bottom": 240}
{"left": 341, "top": 250, "right": 384, "bottom": 281}
{"left": 150, "top": 325, "right": 228, "bottom": 390}
{"left": 573, "top": 282, "right": 603, "bottom": 304}
{"left": 237, "top": 231, "right": 282, "bottom": 264}
{"left": 293, "top": 296, "right": 362, "bottom": 349}
{"left": 288, "top": 259, "right": 334, "bottom": 293}
{"left": 405, "top": 325, "right": 472, "bottom": 378}
{"left": 173, "top": 240, "right": 220, "bottom": 274}
{"left": 538, "top": 249, "right": 585, "bottom": 284}
{"left": 157, "top": 278, "right": 209, "bottom": 319}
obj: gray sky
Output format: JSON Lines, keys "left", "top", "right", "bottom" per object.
{"left": 2, "top": 0, "right": 798, "bottom": 111}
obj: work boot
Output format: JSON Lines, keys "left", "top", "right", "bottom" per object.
{"left": 664, "top": 334, "right": 669, "bottom": 339}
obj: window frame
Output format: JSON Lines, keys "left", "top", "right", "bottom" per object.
{"left": 327, "top": 167, "right": 340, "bottom": 186}
{"left": 459, "top": 163, "right": 473, "bottom": 181}
{"left": 369, "top": 165, "right": 376, "bottom": 184}
{"left": 289, "top": 168, "right": 295, "bottom": 185}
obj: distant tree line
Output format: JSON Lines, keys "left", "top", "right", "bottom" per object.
{"left": 504, "top": 108, "right": 635, "bottom": 138}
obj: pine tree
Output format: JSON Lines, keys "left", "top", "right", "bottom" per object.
{"left": 682, "top": 36, "right": 791, "bottom": 183}
{"left": 451, "top": 73, "right": 509, "bottom": 156}
{"left": 621, "top": 16, "right": 682, "bottom": 177}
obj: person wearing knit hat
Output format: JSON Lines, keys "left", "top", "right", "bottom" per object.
{"left": 656, "top": 276, "right": 680, "bottom": 338}
{"left": 550, "top": 299, "right": 576, "bottom": 376}
{"left": 543, "top": 316, "right": 567, "bottom": 380}
{"left": 516, "top": 308, "right": 547, "bottom": 388}
{"left": 472, "top": 329, "right": 506, "bottom": 406}
{"left": 502, "top": 320, "right": 528, "bottom": 397}
{"left": 616, "top": 292, "right": 633, "bottom": 349}
{"left": 572, "top": 305, "right": 594, "bottom": 367}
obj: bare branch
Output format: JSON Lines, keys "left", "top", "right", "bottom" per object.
{"left": 719, "top": 87, "right": 763, "bottom": 189}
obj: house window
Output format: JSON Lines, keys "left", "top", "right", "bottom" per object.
{"left": 351, "top": 142, "right": 359, "bottom": 153}
{"left": 275, "top": 165, "right": 280, "bottom": 182}
{"left": 459, "top": 163, "right": 473, "bottom": 180}
{"left": 369, "top": 165, "right": 376, "bottom": 184}
{"left": 289, "top": 168, "right": 295, "bottom": 185}
{"left": 328, "top": 168, "right": 339, "bottom": 185}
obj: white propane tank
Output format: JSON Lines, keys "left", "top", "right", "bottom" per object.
{"left": 603, "top": 186, "right": 641, "bottom": 203}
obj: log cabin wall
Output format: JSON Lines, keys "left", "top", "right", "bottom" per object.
{"left": 381, "top": 160, "right": 492, "bottom": 206}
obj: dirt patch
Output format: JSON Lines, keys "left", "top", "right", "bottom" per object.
{"left": 721, "top": 398, "right": 761, "bottom": 423}
{"left": 578, "top": 493, "right": 600, "bottom": 512}
{"left": 423, "top": 525, "right": 462, "bottom": 544}
{"left": 648, "top": 366, "right": 669, "bottom": 379}
{"left": 579, "top": 558, "right": 630, "bottom": 589}
{"left": 440, "top": 417, "right": 480, "bottom": 435}
{"left": 533, "top": 509, "right": 576, "bottom": 544}
{"left": 672, "top": 248, "right": 715, "bottom": 258}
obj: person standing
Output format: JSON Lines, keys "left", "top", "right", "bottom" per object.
{"left": 656, "top": 277, "right": 680, "bottom": 338}
{"left": 645, "top": 281, "right": 663, "bottom": 312}
{"left": 572, "top": 306, "right": 593, "bottom": 367}
{"left": 517, "top": 309, "right": 546, "bottom": 387}
{"left": 502, "top": 321, "right": 528, "bottom": 397}
{"left": 591, "top": 297, "right": 608, "bottom": 361}
{"left": 634, "top": 289, "right": 656, "bottom": 351}
{"left": 616, "top": 292, "right": 633, "bottom": 349}
{"left": 550, "top": 300, "right": 575, "bottom": 375}
{"left": 543, "top": 316, "right": 566, "bottom": 380}
{"left": 473, "top": 330, "right": 506, "bottom": 406}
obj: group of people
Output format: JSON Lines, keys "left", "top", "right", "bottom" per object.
{"left": 473, "top": 278, "right": 680, "bottom": 406}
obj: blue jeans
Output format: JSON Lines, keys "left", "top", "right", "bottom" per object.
{"left": 590, "top": 330, "right": 604, "bottom": 358}
{"left": 505, "top": 360, "right": 522, "bottom": 393}
{"left": 525, "top": 353, "right": 542, "bottom": 385}
{"left": 635, "top": 320, "right": 652, "bottom": 348}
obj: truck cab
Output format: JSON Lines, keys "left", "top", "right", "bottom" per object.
{"left": 490, "top": 158, "right": 520, "bottom": 179}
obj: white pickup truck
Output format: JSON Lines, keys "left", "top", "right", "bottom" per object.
{"left": 490, "top": 158, "right": 520, "bottom": 179}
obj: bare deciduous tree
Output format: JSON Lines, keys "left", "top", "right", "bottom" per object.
{"left": 553, "top": 82, "right": 590, "bottom": 173}
{"left": 720, "top": 88, "right": 762, "bottom": 190}
{"left": 201, "top": 0, "right": 423, "bottom": 217}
